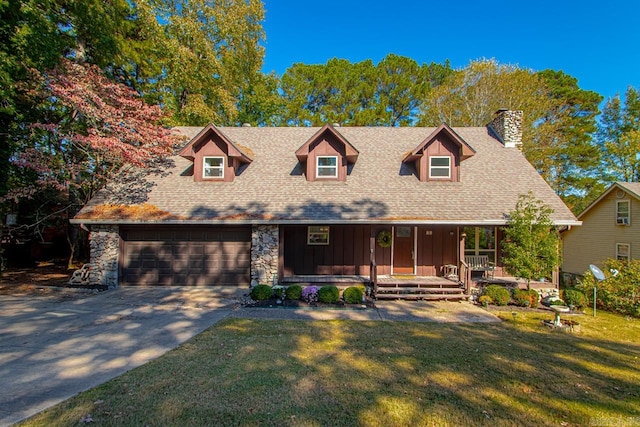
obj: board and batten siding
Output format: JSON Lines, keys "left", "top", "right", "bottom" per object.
{"left": 563, "top": 191, "right": 640, "bottom": 275}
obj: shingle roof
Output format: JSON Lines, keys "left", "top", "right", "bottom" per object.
{"left": 74, "top": 126, "right": 578, "bottom": 225}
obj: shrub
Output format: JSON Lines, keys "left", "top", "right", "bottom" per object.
{"left": 478, "top": 295, "right": 493, "bottom": 307}
{"left": 285, "top": 284, "right": 303, "bottom": 300}
{"left": 301, "top": 286, "right": 319, "bottom": 303}
{"left": 483, "top": 285, "right": 511, "bottom": 306}
{"left": 512, "top": 289, "right": 532, "bottom": 307}
{"left": 578, "top": 258, "right": 640, "bottom": 317}
{"left": 250, "top": 284, "right": 273, "bottom": 301}
{"left": 549, "top": 299, "right": 565, "bottom": 306}
{"left": 343, "top": 286, "right": 364, "bottom": 304}
{"left": 563, "top": 288, "right": 587, "bottom": 309}
{"left": 318, "top": 285, "right": 340, "bottom": 303}
{"left": 272, "top": 285, "right": 286, "bottom": 299}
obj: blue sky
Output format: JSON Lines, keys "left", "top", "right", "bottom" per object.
{"left": 261, "top": 0, "right": 640, "bottom": 101}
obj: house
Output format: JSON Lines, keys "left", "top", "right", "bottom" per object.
{"left": 562, "top": 182, "right": 640, "bottom": 277}
{"left": 71, "top": 109, "right": 579, "bottom": 298}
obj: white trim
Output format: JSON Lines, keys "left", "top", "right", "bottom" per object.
{"left": 616, "top": 242, "right": 630, "bottom": 261}
{"left": 316, "top": 155, "right": 338, "bottom": 178}
{"left": 616, "top": 199, "right": 630, "bottom": 226}
{"left": 391, "top": 226, "right": 416, "bottom": 275}
{"left": 578, "top": 182, "right": 640, "bottom": 219}
{"left": 203, "top": 156, "right": 225, "bottom": 179}
{"left": 428, "top": 156, "right": 451, "bottom": 179}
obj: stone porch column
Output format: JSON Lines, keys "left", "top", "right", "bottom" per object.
{"left": 251, "top": 225, "right": 279, "bottom": 287}
{"left": 89, "top": 225, "right": 119, "bottom": 289}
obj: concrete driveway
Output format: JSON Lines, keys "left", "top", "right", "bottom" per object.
{"left": 0, "top": 288, "right": 498, "bottom": 426}
{"left": 0, "top": 287, "right": 244, "bottom": 426}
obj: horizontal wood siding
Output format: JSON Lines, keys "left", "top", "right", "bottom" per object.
{"left": 120, "top": 226, "right": 250, "bottom": 286}
{"left": 563, "top": 191, "right": 640, "bottom": 275}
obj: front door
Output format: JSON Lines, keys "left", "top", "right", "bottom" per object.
{"left": 392, "top": 226, "right": 415, "bottom": 274}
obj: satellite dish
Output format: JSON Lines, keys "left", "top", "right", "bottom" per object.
{"left": 589, "top": 264, "right": 606, "bottom": 281}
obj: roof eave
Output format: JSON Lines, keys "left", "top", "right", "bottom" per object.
{"left": 71, "top": 218, "right": 582, "bottom": 227}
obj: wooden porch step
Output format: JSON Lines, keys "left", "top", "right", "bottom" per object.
{"left": 376, "top": 286, "right": 464, "bottom": 294}
{"left": 375, "top": 293, "right": 469, "bottom": 300}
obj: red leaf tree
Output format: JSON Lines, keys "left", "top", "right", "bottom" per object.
{"left": 9, "top": 59, "right": 181, "bottom": 266}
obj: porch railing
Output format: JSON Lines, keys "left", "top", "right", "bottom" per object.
{"left": 460, "top": 260, "right": 470, "bottom": 294}
{"left": 369, "top": 260, "right": 378, "bottom": 296}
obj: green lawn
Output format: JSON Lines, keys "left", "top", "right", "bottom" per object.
{"left": 20, "top": 309, "right": 640, "bottom": 427}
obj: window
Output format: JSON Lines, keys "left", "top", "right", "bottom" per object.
{"left": 616, "top": 200, "right": 630, "bottom": 225}
{"left": 464, "top": 226, "right": 496, "bottom": 263}
{"left": 308, "top": 226, "right": 330, "bottom": 245}
{"left": 203, "top": 156, "right": 224, "bottom": 179}
{"left": 616, "top": 243, "right": 630, "bottom": 262}
{"left": 429, "top": 156, "right": 451, "bottom": 178}
{"left": 316, "top": 156, "right": 338, "bottom": 178}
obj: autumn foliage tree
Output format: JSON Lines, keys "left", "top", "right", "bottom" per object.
{"left": 16, "top": 59, "right": 178, "bottom": 198}
{"left": 10, "top": 59, "right": 179, "bottom": 265}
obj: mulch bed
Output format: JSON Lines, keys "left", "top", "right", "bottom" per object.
{"left": 0, "top": 263, "right": 101, "bottom": 300}
{"left": 245, "top": 297, "right": 376, "bottom": 309}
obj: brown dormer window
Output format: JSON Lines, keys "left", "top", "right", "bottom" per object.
{"left": 295, "top": 124, "right": 359, "bottom": 182}
{"left": 203, "top": 156, "right": 224, "bottom": 179}
{"left": 429, "top": 156, "right": 451, "bottom": 179}
{"left": 316, "top": 156, "right": 338, "bottom": 178}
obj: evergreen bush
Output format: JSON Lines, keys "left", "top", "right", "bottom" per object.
{"left": 343, "top": 286, "right": 364, "bottom": 304}
{"left": 285, "top": 284, "right": 303, "bottom": 300}
{"left": 563, "top": 288, "right": 587, "bottom": 309}
{"left": 250, "top": 284, "right": 273, "bottom": 301}
{"left": 483, "top": 285, "right": 511, "bottom": 306}
{"left": 318, "top": 285, "right": 340, "bottom": 303}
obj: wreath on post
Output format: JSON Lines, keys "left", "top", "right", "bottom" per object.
{"left": 377, "top": 230, "right": 392, "bottom": 248}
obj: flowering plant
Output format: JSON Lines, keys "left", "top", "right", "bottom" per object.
{"left": 301, "top": 286, "right": 319, "bottom": 303}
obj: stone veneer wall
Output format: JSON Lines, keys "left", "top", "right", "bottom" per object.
{"left": 89, "top": 225, "right": 119, "bottom": 289}
{"left": 489, "top": 110, "right": 523, "bottom": 148}
{"left": 251, "top": 225, "right": 279, "bottom": 287}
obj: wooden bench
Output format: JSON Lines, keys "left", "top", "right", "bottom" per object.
{"left": 465, "top": 255, "right": 495, "bottom": 279}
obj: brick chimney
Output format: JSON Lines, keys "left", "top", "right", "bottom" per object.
{"left": 488, "top": 109, "right": 523, "bottom": 148}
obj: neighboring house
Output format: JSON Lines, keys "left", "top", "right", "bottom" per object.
{"left": 562, "top": 182, "right": 640, "bottom": 277}
{"left": 71, "top": 110, "right": 578, "bottom": 297}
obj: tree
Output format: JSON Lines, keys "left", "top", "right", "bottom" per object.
{"left": 134, "top": 0, "right": 271, "bottom": 126}
{"left": 502, "top": 192, "right": 561, "bottom": 289}
{"left": 8, "top": 59, "right": 179, "bottom": 265}
{"left": 280, "top": 58, "right": 377, "bottom": 126}
{"left": 279, "top": 56, "right": 452, "bottom": 126}
{"left": 418, "top": 59, "right": 551, "bottom": 128}
{"left": 596, "top": 87, "right": 640, "bottom": 183}
{"left": 534, "top": 70, "right": 603, "bottom": 213}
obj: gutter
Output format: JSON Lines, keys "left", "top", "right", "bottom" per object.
{"left": 70, "top": 218, "right": 583, "bottom": 227}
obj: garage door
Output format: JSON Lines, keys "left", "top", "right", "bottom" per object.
{"left": 120, "top": 227, "right": 251, "bottom": 286}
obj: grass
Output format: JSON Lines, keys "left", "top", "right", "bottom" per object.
{"left": 19, "top": 309, "right": 640, "bottom": 427}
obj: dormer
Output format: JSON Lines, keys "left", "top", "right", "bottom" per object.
{"left": 295, "top": 124, "right": 359, "bottom": 182}
{"left": 178, "top": 124, "right": 253, "bottom": 182}
{"left": 402, "top": 123, "right": 475, "bottom": 182}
